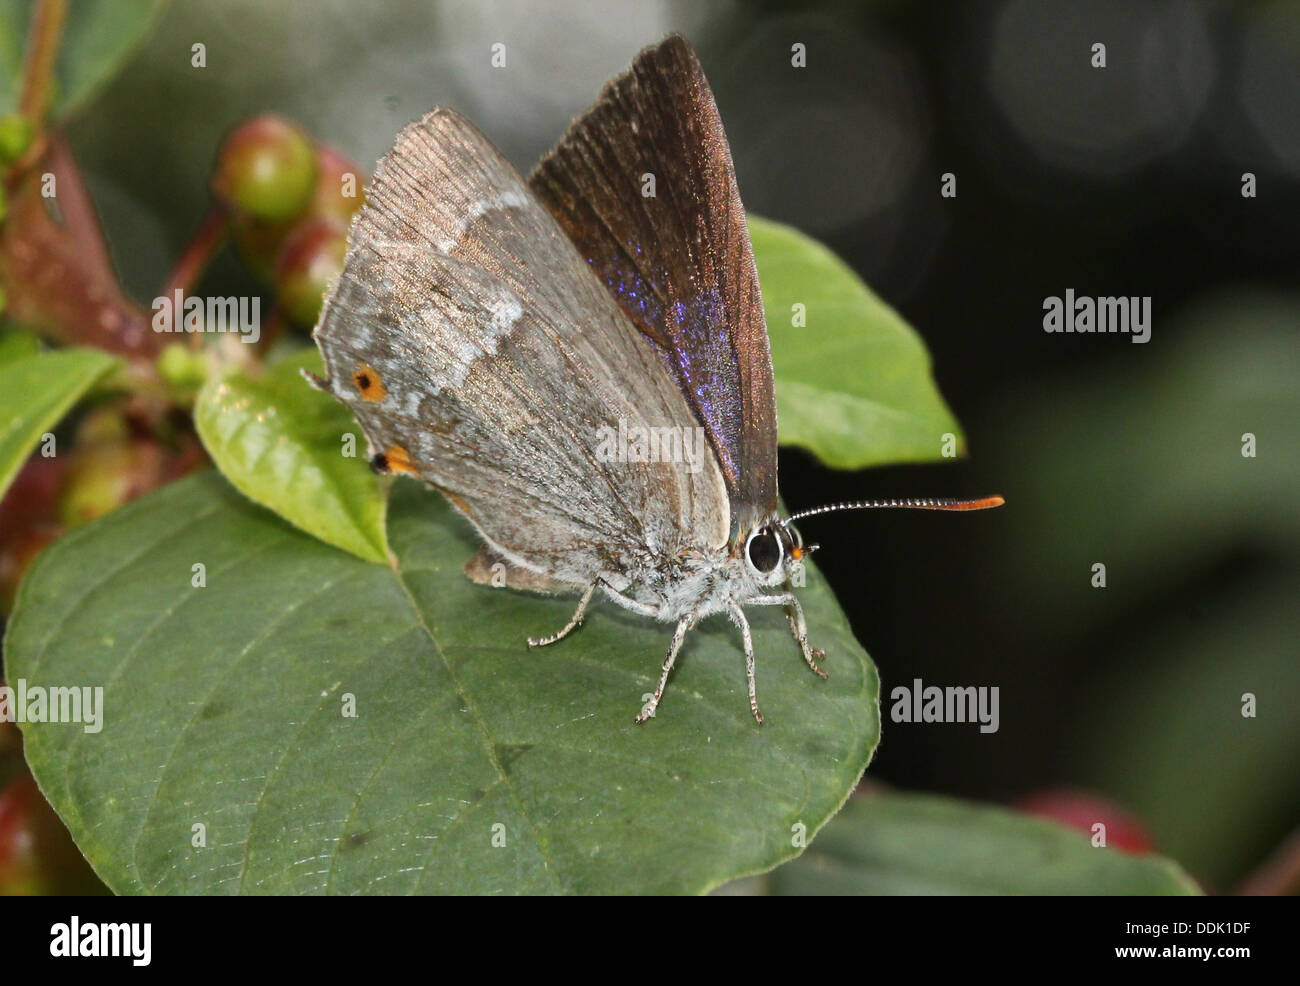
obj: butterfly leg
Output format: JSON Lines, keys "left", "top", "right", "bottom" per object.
{"left": 527, "top": 582, "right": 596, "bottom": 647}
{"left": 635, "top": 614, "right": 695, "bottom": 724}
{"left": 728, "top": 601, "right": 764, "bottom": 724}
{"left": 745, "top": 592, "right": 827, "bottom": 679}
{"left": 596, "top": 580, "right": 661, "bottom": 618}
{"left": 783, "top": 593, "right": 827, "bottom": 679}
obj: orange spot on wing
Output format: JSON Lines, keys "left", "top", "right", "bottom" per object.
{"left": 437, "top": 486, "right": 470, "bottom": 516}
{"left": 384, "top": 444, "right": 418, "bottom": 476}
{"left": 352, "top": 364, "right": 387, "bottom": 402}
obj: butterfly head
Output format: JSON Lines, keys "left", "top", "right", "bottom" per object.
{"left": 740, "top": 517, "right": 812, "bottom": 588}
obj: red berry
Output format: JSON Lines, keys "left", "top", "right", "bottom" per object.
{"left": 0, "top": 456, "right": 66, "bottom": 613}
{"left": 274, "top": 217, "right": 347, "bottom": 327}
{"left": 311, "top": 143, "right": 365, "bottom": 227}
{"left": 1016, "top": 789, "right": 1155, "bottom": 854}
{"left": 0, "top": 770, "right": 107, "bottom": 895}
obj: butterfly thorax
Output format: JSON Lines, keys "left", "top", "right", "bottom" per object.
{"left": 613, "top": 512, "right": 797, "bottom": 621}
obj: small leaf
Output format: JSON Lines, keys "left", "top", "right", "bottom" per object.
{"left": 0, "top": 346, "right": 117, "bottom": 500}
{"left": 6, "top": 471, "right": 880, "bottom": 895}
{"left": 194, "top": 350, "right": 390, "bottom": 564}
{"left": 749, "top": 215, "right": 963, "bottom": 469}
{"left": 0, "top": 0, "right": 167, "bottom": 119}
{"left": 770, "top": 792, "right": 1201, "bottom": 895}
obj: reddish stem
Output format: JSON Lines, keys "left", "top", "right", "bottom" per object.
{"left": 160, "top": 204, "right": 232, "bottom": 349}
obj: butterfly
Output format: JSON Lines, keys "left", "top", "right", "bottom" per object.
{"left": 309, "top": 34, "right": 1001, "bottom": 723}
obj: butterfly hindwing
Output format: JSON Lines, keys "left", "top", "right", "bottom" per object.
{"left": 528, "top": 34, "right": 778, "bottom": 533}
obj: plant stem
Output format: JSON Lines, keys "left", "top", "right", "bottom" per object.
{"left": 19, "top": 0, "right": 68, "bottom": 124}
{"left": 160, "top": 204, "right": 232, "bottom": 350}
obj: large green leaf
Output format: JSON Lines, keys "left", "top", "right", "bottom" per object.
{"left": 0, "top": 0, "right": 166, "bottom": 118}
{"left": 750, "top": 215, "right": 963, "bottom": 469}
{"left": 195, "top": 351, "right": 390, "bottom": 564}
{"left": 768, "top": 792, "right": 1201, "bottom": 895}
{"left": 0, "top": 346, "right": 117, "bottom": 500}
{"left": 5, "top": 471, "right": 880, "bottom": 894}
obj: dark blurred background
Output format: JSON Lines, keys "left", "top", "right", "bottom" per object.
{"left": 62, "top": 0, "right": 1300, "bottom": 892}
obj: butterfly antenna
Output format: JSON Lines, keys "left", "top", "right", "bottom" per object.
{"left": 783, "top": 495, "right": 1004, "bottom": 526}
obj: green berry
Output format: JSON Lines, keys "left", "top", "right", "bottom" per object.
{"left": 212, "top": 115, "right": 318, "bottom": 223}
{"left": 0, "top": 114, "right": 32, "bottom": 164}
{"left": 157, "top": 341, "right": 209, "bottom": 390}
{"left": 59, "top": 436, "right": 164, "bottom": 528}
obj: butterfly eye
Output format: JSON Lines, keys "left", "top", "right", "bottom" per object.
{"left": 746, "top": 527, "right": 782, "bottom": 574}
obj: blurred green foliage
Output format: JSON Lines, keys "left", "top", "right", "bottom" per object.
{"left": 987, "top": 293, "right": 1300, "bottom": 888}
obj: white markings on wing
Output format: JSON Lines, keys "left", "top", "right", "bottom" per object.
{"left": 433, "top": 189, "right": 533, "bottom": 254}
{"left": 414, "top": 281, "right": 524, "bottom": 396}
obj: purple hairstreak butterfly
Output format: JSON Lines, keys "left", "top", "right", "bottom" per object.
{"left": 308, "top": 34, "right": 1003, "bottom": 723}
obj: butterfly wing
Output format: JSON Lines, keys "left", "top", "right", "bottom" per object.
{"left": 528, "top": 34, "right": 777, "bottom": 536}
{"left": 313, "top": 108, "right": 729, "bottom": 585}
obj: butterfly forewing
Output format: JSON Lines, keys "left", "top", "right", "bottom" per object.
{"left": 313, "top": 108, "right": 728, "bottom": 580}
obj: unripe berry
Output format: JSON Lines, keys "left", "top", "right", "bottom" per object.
{"left": 212, "top": 115, "right": 317, "bottom": 223}
{"left": 59, "top": 411, "right": 167, "bottom": 528}
{"left": 157, "top": 341, "right": 210, "bottom": 392}
{"left": 232, "top": 143, "right": 364, "bottom": 283}
{"left": 0, "top": 113, "right": 33, "bottom": 164}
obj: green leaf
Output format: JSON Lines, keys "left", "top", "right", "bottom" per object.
{"left": 194, "top": 350, "right": 390, "bottom": 564}
{"left": 0, "top": 346, "right": 117, "bottom": 500}
{"left": 6, "top": 471, "right": 879, "bottom": 894}
{"left": 750, "top": 215, "right": 963, "bottom": 469}
{"left": 0, "top": 327, "right": 40, "bottom": 363}
{"left": 0, "top": 0, "right": 167, "bottom": 118}
{"left": 769, "top": 792, "right": 1201, "bottom": 895}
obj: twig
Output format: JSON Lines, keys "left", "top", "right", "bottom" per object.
{"left": 19, "top": 0, "right": 68, "bottom": 124}
{"left": 160, "top": 204, "right": 232, "bottom": 349}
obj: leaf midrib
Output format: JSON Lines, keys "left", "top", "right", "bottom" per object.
{"left": 388, "top": 562, "right": 566, "bottom": 894}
